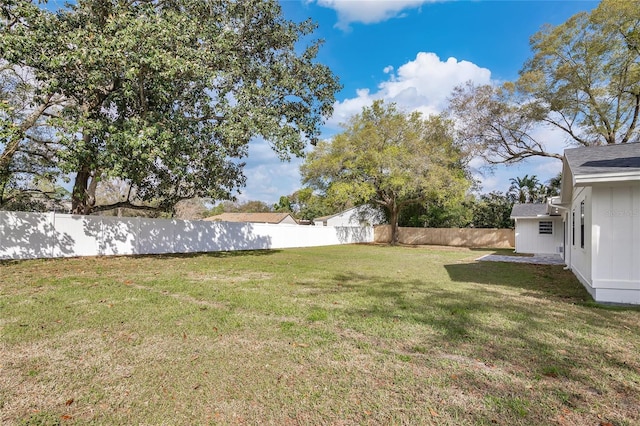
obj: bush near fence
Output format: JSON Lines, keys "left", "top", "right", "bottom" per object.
{"left": 0, "top": 211, "right": 373, "bottom": 260}
{"left": 374, "top": 225, "right": 514, "bottom": 248}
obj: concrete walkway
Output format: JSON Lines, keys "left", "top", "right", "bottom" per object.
{"left": 476, "top": 253, "right": 565, "bottom": 265}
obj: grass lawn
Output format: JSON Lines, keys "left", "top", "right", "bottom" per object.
{"left": 1, "top": 244, "right": 639, "bottom": 425}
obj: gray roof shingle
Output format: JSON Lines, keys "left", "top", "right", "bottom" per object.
{"left": 510, "top": 203, "right": 549, "bottom": 218}
{"left": 565, "top": 142, "right": 640, "bottom": 176}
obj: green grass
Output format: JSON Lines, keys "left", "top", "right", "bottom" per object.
{"left": 1, "top": 244, "right": 639, "bottom": 425}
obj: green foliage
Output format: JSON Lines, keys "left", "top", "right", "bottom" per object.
{"left": 507, "top": 174, "right": 560, "bottom": 204}
{"left": 0, "top": 176, "right": 70, "bottom": 212}
{"left": 521, "top": 0, "right": 640, "bottom": 146}
{"left": 508, "top": 174, "right": 542, "bottom": 204}
{"left": 286, "top": 187, "right": 336, "bottom": 220}
{"left": 208, "top": 199, "right": 272, "bottom": 215}
{"left": 398, "top": 198, "right": 473, "bottom": 228}
{"left": 1, "top": 0, "right": 339, "bottom": 213}
{"left": 546, "top": 172, "right": 562, "bottom": 197}
{"left": 273, "top": 195, "right": 293, "bottom": 213}
{"left": 301, "top": 100, "right": 471, "bottom": 242}
{"left": 0, "top": 58, "right": 63, "bottom": 207}
{"left": 449, "top": 0, "right": 640, "bottom": 164}
{"left": 472, "top": 192, "right": 514, "bottom": 229}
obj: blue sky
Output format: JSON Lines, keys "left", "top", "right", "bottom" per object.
{"left": 242, "top": 0, "right": 600, "bottom": 205}
{"left": 44, "top": 0, "right": 600, "bottom": 205}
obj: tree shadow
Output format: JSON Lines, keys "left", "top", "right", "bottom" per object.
{"left": 131, "top": 249, "right": 281, "bottom": 260}
{"left": 0, "top": 212, "right": 75, "bottom": 260}
{"left": 335, "top": 226, "right": 373, "bottom": 244}
{"left": 443, "top": 261, "right": 589, "bottom": 302}
{"left": 317, "top": 270, "right": 640, "bottom": 404}
{"left": 0, "top": 212, "right": 274, "bottom": 260}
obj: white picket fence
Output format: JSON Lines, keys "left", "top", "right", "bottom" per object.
{"left": 0, "top": 211, "right": 373, "bottom": 260}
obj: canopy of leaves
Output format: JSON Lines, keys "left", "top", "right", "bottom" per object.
{"left": 301, "top": 100, "right": 471, "bottom": 243}
{"left": 208, "top": 199, "right": 272, "bottom": 216}
{"left": 0, "top": 0, "right": 340, "bottom": 213}
{"left": 282, "top": 188, "right": 335, "bottom": 221}
{"left": 448, "top": 0, "right": 640, "bottom": 164}
{"left": 398, "top": 198, "right": 473, "bottom": 228}
{"left": 0, "top": 60, "right": 64, "bottom": 206}
{"left": 508, "top": 174, "right": 542, "bottom": 204}
{"left": 520, "top": 0, "right": 640, "bottom": 146}
{"left": 472, "top": 192, "right": 514, "bottom": 229}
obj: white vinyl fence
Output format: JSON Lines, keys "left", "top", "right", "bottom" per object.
{"left": 0, "top": 211, "right": 373, "bottom": 260}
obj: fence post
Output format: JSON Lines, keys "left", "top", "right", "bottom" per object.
{"left": 50, "top": 211, "right": 56, "bottom": 259}
{"left": 137, "top": 216, "right": 141, "bottom": 255}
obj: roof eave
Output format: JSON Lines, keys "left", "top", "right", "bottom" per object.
{"left": 510, "top": 214, "right": 555, "bottom": 219}
{"left": 574, "top": 171, "right": 640, "bottom": 186}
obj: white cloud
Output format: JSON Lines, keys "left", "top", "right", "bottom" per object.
{"left": 327, "top": 88, "right": 375, "bottom": 128}
{"left": 239, "top": 51, "right": 572, "bottom": 202}
{"left": 313, "top": 0, "right": 436, "bottom": 30}
{"left": 327, "top": 52, "right": 492, "bottom": 127}
{"left": 236, "top": 138, "right": 305, "bottom": 205}
{"left": 528, "top": 123, "right": 574, "bottom": 157}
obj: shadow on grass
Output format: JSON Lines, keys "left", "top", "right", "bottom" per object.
{"left": 444, "top": 261, "right": 589, "bottom": 302}
{"left": 0, "top": 249, "right": 282, "bottom": 266}
{"left": 323, "top": 269, "right": 640, "bottom": 405}
{"left": 132, "top": 249, "right": 282, "bottom": 260}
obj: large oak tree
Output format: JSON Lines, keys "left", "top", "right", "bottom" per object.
{"left": 301, "top": 100, "right": 470, "bottom": 244}
{"left": 1, "top": 0, "right": 340, "bottom": 214}
{"left": 449, "top": 0, "right": 640, "bottom": 164}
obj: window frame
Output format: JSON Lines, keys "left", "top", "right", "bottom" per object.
{"left": 580, "top": 201, "right": 585, "bottom": 249}
{"left": 538, "top": 220, "right": 553, "bottom": 235}
{"left": 572, "top": 209, "right": 575, "bottom": 246}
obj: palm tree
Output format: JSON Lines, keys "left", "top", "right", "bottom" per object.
{"left": 546, "top": 173, "right": 562, "bottom": 197}
{"left": 508, "top": 175, "right": 541, "bottom": 203}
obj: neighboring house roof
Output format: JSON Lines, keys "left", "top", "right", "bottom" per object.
{"left": 202, "top": 212, "right": 297, "bottom": 224}
{"left": 560, "top": 142, "right": 640, "bottom": 204}
{"left": 510, "top": 203, "right": 549, "bottom": 219}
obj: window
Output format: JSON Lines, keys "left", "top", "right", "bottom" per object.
{"left": 580, "top": 201, "right": 585, "bottom": 248}
{"left": 539, "top": 221, "right": 553, "bottom": 235}
{"left": 572, "top": 209, "right": 575, "bottom": 246}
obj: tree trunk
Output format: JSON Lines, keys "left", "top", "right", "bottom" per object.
{"left": 71, "top": 167, "right": 98, "bottom": 215}
{"left": 390, "top": 204, "right": 399, "bottom": 245}
{"left": 0, "top": 135, "right": 21, "bottom": 204}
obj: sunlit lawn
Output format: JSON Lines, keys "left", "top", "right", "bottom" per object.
{"left": 1, "top": 244, "right": 639, "bottom": 425}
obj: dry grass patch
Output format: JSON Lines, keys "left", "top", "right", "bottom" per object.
{"left": 1, "top": 245, "right": 639, "bottom": 425}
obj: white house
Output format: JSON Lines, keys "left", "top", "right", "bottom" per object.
{"left": 552, "top": 143, "right": 640, "bottom": 304}
{"left": 511, "top": 143, "right": 640, "bottom": 304}
{"left": 313, "top": 205, "right": 386, "bottom": 227}
{"left": 510, "top": 203, "right": 563, "bottom": 255}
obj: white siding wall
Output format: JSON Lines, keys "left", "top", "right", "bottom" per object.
{"left": 514, "top": 217, "right": 563, "bottom": 254}
{"left": 326, "top": 211, "right": 367, "bottom": 227}
{"left": 590, "top": 184, "right": 640, "bottom": 304}
{"left": 568, "top": 186, "right": 592, "bottom": 293}
{"left": 0, "top": 212, "right": 373, "bottom": 260}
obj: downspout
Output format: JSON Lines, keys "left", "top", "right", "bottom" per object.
{"left": 547, "top": 196, "right": 571, "bottom": 268}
